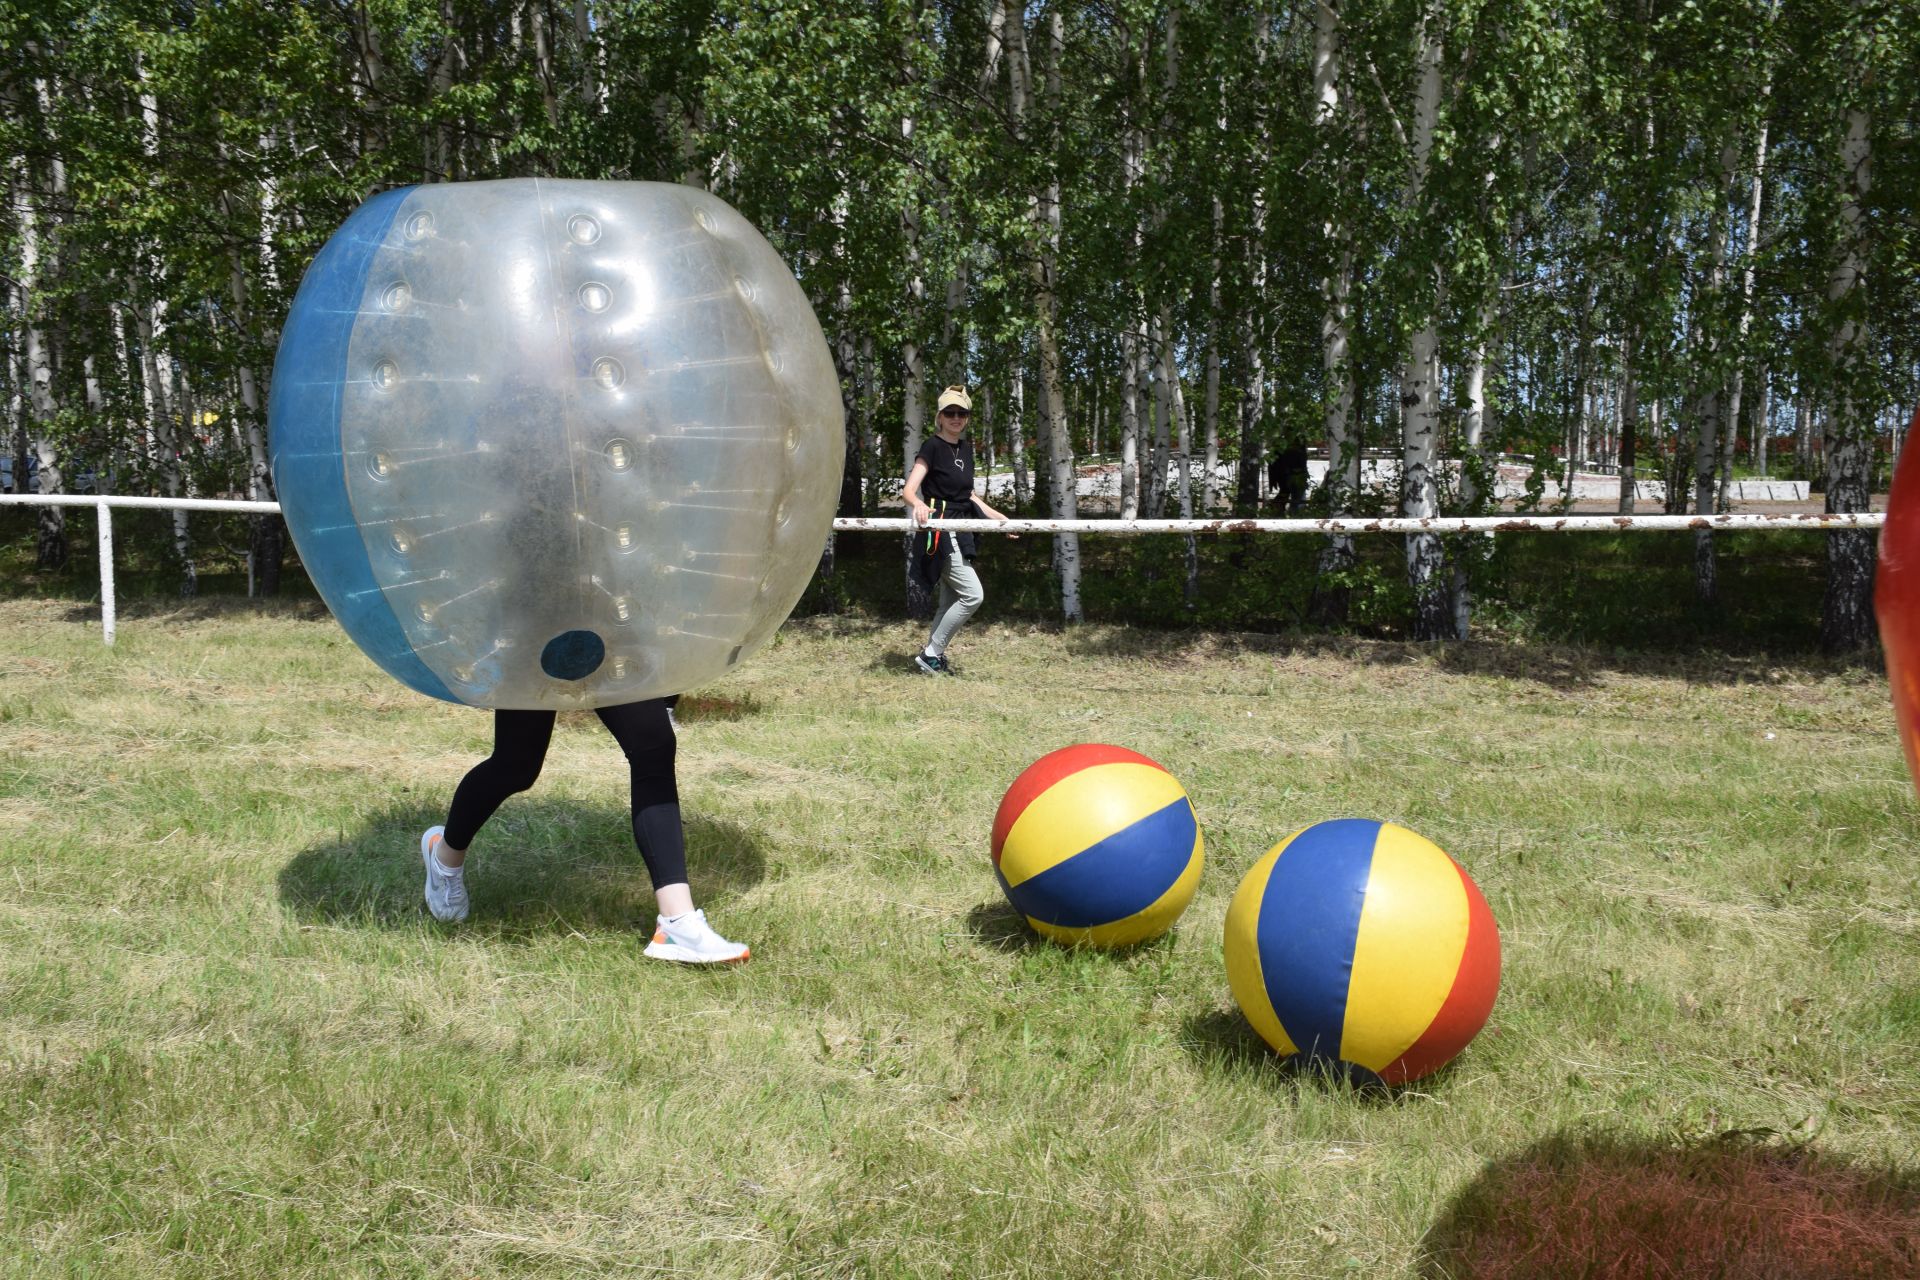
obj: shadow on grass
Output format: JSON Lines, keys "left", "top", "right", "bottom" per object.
{"left": 277, "top": 800, "right": 767, "bottom": 939}
{"left": 1060, "top": 623, "right": 1875, "bottom": 689}
{"left": 960, "top": 899, "right": 1183, "bottom": 959}
{"left": 1418, "top": 1127, "right": 1920, "bottom": 1279}
{"left": 963, "top": 899, "right": 1046, "bottom": 951}
{"left": 1178, "top": 1006, "right": 1475, "bottom": 1099}
{"left": 868, "top": 649, "right": 931, "bottom": 678}
{"left": 56, "top": 595, "right": 331, "bottom": 626}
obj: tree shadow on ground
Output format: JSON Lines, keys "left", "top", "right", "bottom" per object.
{"left": 56, "top": 595, "right": 331, "bottom": 626}
{"left": 1419, "top": 1127, "right": 1920, "bottom": 1279}
{"left": 1058, "top": 624, "right": 1872, "bottom": 690}
{"left": 277, "top": 800, "right": 767, "bottom": 939}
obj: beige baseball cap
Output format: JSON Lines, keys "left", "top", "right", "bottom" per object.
{"left": 936, "top": 386, "right": 972, "bottom": 413}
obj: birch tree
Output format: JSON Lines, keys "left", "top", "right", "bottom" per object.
{"left": 1812, "top": 3, "right": 1877, "bottom": 654}
{"left": 1308, "top": 0, "right": 1357, "bottom": 623}
{"left": 1012, "top": 1, "right": 1082, "bottom": 621}
{"left": 1396, "top": 3, "right": 1450, "bottom": 641}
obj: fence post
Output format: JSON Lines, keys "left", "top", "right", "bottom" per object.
{"left": 97, "top": 499, "right": 116, "bottom": 646}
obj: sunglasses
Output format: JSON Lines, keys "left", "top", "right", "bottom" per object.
{"left": 940, "top": 407, "right": 971, "bottom": 418}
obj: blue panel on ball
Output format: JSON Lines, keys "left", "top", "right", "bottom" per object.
{"left": 540, "top": 630, "right": 606, "bottom": 680}
{"left": 1256, "top": 818, "right": 1380, "bottom": 1060}
{"left": 1005, "top": 797, "right": 1197, "bottom": 928}
{"left": 267, "top": 186, "right": 457, "bottom": 704}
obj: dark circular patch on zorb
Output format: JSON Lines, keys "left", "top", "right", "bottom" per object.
{"left": 541, "top": 630, "right": 606, "bottom": 681}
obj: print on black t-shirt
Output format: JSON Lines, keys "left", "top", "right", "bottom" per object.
{"left": 916, "top": 435, "right": 977, "bottom": 508}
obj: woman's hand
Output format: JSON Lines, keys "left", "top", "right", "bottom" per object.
{"left": 911, "top": 501, "right": 932, "bottom": 526}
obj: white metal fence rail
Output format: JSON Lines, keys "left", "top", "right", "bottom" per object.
{"left": 1, "top": 493, "right": 1889, "bottom": 646}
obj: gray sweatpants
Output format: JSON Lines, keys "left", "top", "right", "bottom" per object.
{"left": 926, "top": 546, "right": 984, "bottom": 657}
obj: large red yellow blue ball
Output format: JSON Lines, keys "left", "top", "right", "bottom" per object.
{"left": 991, "top": 744, "right": 1204, "bottom": 947}
{"left": 1225, "top": 819, "right": 1500, "bottom": 1083}
{"left": 1876, "top": 403, "right": 1920, "bottom": 798}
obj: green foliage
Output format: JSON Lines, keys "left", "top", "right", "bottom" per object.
{"left": 2, "top": 0, "right": 1915, "bottom": 622}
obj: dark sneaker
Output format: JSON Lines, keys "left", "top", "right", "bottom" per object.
{"left": 913, "top": 652, "right": 946, "bottom": 676}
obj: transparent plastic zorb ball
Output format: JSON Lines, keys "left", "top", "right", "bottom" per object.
{"left": 268, "top": 180, "right": 843, "bottom": 708}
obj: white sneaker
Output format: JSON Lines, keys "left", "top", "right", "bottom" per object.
{"left": 643, "top": 909, "right": 749, "bottom": 964}
{"left": 420, "top": 826, "right": 469, "bottom": 923}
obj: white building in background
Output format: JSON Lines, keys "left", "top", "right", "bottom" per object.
{"left": 956, "top": 457, "right": 1809, "bottom": 505}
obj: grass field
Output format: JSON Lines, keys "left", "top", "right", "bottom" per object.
{"left": 3, "top": 592, "right": 1919, "bottom": 1277}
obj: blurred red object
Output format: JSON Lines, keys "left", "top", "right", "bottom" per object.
{"left": 1874, "top": 403, "right": 1920, "bottom": 793}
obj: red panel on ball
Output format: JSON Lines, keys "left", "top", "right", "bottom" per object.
{"left": 989, "top": 744, "right": 1168, "bottom": 865}
{"left": 1378, "top": 856, "right": 1503, "bottom": 1084}
{"left": 1875, "top": 403, "right": 1920, "bottom": 797}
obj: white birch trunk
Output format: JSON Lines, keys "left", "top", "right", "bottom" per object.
{"left": 1120, "top": 324, "right": 1140, "bottom": 517}
{"left": 1721, "top": 105, "right": 1771, "bottom": 509}
{"left": 859, "top": 333, "right": 878, "bottom": 504}
{"left": 1204, "top": 182, "right": 1224, "bottom": 513}
{"left": 1010, "top": 368, "right": 1030, "bottom": 507}
{"left": 1150, "top": 311, "right": 1173, "bottom": 518}
{"left": 1118, "top": 44, "right": 1145, "bottom": 520}
{"left": 1795, "top": 390, "right": 1812, "bottom": 475}
{"left": 1822, "top": 85, "right": 1875, "bottom": 652}
{"left": 258, "top": 131, "right": 282, "bottom": 294}
{"left": 1618, "top": 331, "right": 1639, "bottom": 513}
{"left": 7, "top": 291, "right": 24, "bottom": 495}
{"left": 19, "top": 63, "right": 66, "bottom": 565}
{"left": 1452, "top": 297, "right": 1494, "bottom": 638}
{"left": 1090, "top": 379, "right": 1101, "bottom": 458}
{"left": 571, "top": 0, "right": 604, "bottom": 111}
{"left": 1310, "top": 0, "right": 1354, "bottom": 601}
{"left": 898, "top": 94, "right": 932, "bottom": 614}
{"left": 1146, "top": 10, "right": 1179, "bottom": 525}
{"left": 1692, "top": 140, "right": 1737, "bottom": 602}
{"left": 1174, "top": 367, "right": 1198, "bottom": 609}
{"left": 1399, "top": 7, "right": 1448, "bottom": 639}
{"left": 979, "top": 0, "right": 1006, "bottom": 91}
{"left": 136, "top": 53, "right": 192, "bottom": 587}
{"left": 531, "top": 1, "right": 560, "bottom": 127}
{"left": 1033, "top": 6, "right": 1080, "bottom": 620}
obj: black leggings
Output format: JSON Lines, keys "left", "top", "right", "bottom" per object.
{"left": 443, "top": 697, "right": 687, "bottom": 889}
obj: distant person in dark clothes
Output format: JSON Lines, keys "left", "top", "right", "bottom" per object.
{"left": 903, "top": 386, "right": 1016, "bottom": 676}
{"left": 1269, "top": 440, "right": 1311, "bottom": 517}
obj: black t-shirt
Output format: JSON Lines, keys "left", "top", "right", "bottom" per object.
{"left": 916, "top": 434, "right": 978, "bottom": 507}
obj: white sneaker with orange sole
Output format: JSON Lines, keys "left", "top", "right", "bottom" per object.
{"left": 643, "top": 909, "right": 749, "bottom": 964}
{"left": 420, "top": 826, "right": 469, "bottom": 923}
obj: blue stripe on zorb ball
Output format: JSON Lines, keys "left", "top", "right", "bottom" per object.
{"left": 268, "top": 185, "right": 457, "bottom": 704}
{"left": 1255, "top": 817, "right": 1381, "bottom": 1059}
{"left": 1004, "top": 797, "right": 1198, "bottom": 928}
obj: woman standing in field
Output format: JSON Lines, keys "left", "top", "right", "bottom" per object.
{"left": 418, "top": 696, "right": 750, "bottom": 964}
{"left": 904, "top": 386, "right": 1017, "bottom": 675}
